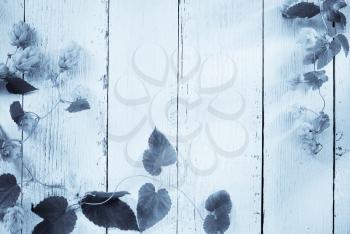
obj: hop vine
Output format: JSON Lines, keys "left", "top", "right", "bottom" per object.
{"left": 0, "top": 21, "right": 232, "bottom": 234}
{"left": 282, "top": 0, "right": 349, "bottom": 154}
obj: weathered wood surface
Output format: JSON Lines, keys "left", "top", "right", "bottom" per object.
{"left": 22, "top": 0, "right": 108, "bottom": 233}
{"left": 0, "top": 2, "right": 24, "bottom": 223}
{"left": 1, "top": 1, "right": 350, "bottom": 234}
{"left": 0, "top": 1, "right": 23, "bottom": 176}
{"left": 335, "top": 5, "right": 350, "bottom": 234}
{"left": 108, "top": 0, "right": 178, "bottom": 233}
{"left": 177, "top": 0, "right": 262, "bottom": 233}
{"left": 264, "top": 1, "right": 333, "bottom": 233}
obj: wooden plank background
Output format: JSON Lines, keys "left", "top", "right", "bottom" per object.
{"left": 264, "top": 0, "right": 333, "bottom": 233}
{"left": 0, "top": 0, "right": 350, "bottom": 233}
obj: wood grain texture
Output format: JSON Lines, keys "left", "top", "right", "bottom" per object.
{"left": 264, "top": 1, "right": 333, "bottom": 233}
{"left": 0, "top": 2, "right": 24, "bottom": 162}
{"left": 177, "top": 0, "right": 262, "bottom": 233}
{"left": 108, "top": 0, "right": 178, "bottom": 233}
{"left": 23, "top": 0, "right": 108, "bottom": 233}
{"left": 2, "top": 1, "right": 350, "bottom": 234}
{"left": 335, "top": 7, "right": 350, "bottom": 234}
{"left": 0, "top": 2, "right": 24, "bottom": 232}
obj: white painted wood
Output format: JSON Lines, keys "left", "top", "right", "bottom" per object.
{"left": 22, "top": 0, "right": 108, "bottom": 233}
{"left": 335, "top": 6, "right": 350, "bottom": 234}
{"left": 0, "top": 1, "right": 24, "bottom": 170}
{"left": 108, "top": 1, "right": 178, "bottom": 233}
{"left": 1, "top": 1, "right": 346, "bottom": 233}
{"left": 177, "top": 0, "right": 262, "bottom": 233}
{"left": 264, "top": 1, "right": 333, "bottom": 233}
{"left": 0, "top": 1, "right": 24, "bottom": 232}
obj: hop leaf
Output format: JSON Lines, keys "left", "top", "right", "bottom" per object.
{"left": 334, "top": 34, "right": 349, "bottom": 56}
{"left": 142, "top": 128, "right": 177, "bottom": 176}
{"left": 317, "top": 48, "right": 334, "bottom": 69}
{"left": 9, "top": 101, "right": 25, "bottom": 124}
{"left": 31, "top": 196, "right": 77, "bottom": 234}
{"left": 9, "top": 21, "right": 35, "bottom": 49}
{"left": 282, "top": 2, "right": 320, "bottom": 18}
{"left": 203, "top": 190, "right": 232, "bottom": 234}
{"left": 204, "top": 214, "right": 231, "bottom": 234}
{"left": 4, "top": 77, "right": 37, "bottom": 94}
{"left": 304, "top": 35, "right": 330, "bottom": 67}
{"left": 10, "top": 101, "right": 39, "bottom": 134}
{"left": 322, "top": 0, "right": 347, "bottom": 28}
{"left": 303, "top": 34, "right": 346, "bottom": 69}
{"left": 313, "top": 112, "right": 330, "bottom": 134}
{"left": 80, "top": 191, "right": 139, "bottom": 231}
{"left": 66, "top": 99, "right": 90, "bottom": 113}
{"left": 205, "top": 190, "right": 232, "bottom": 216}
{"left": 0, "top": 174, "right": 21, "bottom": 210}
{"left": 303, "top": 70, "right": 328, "bottom": 90}
{"left": 137, "top": 183, "right": 171, "bottom": 232}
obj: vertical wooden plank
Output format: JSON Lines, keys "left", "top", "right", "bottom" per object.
{"left": 264, "top": 1, "right": 333, "bottom": 233}
{"left": 0, "top": 1, "right": 24, "bottom": 232}
{"left": 108, "top": 0, "right": 178, "bottom": 233}
{"left": 23, "top": 0, "right": 108, "bottom": 233}
{"left": 0, "top": 1, "right": 24, "bottom": 170}
{"left": 335, "top": 7, "right": 350, "bottom": 234}
{"left": 178, "top": 0, "right": 262, "bottom": 233}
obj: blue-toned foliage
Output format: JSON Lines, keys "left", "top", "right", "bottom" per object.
{"left": 143, "top": 128, "right": 177, "bottom": 176}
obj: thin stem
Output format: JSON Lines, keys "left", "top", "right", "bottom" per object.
{"left": 22, "top": 120, "right": 39, "bottom": 143}
{"left": 303, "top": 107, "right": 319, "bottom": 116}
{"left": 80, "top": 175, "right": 205, "bottom": 221}
{"left": 318, "top": 88, "right": 326, "bottom": 112}
{"left": 39, "top": 100, "right": 61, "bottom": 119}
{"left": 5, "top": 48, "right": 19, "bottom": 65}
{"left": 313, "top": 59, "right": 316, "bottom": 71}
{"left": 52, "top": 73, "right": 64, "bottom": 101}
{"left": 21, "top": 112, "right": 40, "bottom": 142}
{"left": 22, "top": 162, "right": 64, "bottom": 189}
{"left": 53, "top": 73, "right": 73, "bottom": 104}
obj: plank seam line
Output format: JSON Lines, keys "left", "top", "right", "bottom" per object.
{"left": 332, "top": 54, "right": 336, "bottom": 234}
{"left": 20, "top": 0, "right": 26, "bottom": 207}
{"left": 261, "top": 0, "right": 265, "bottom": 233}
{"left": 20, "top": 2, "right": 26, "bottom": 234}
{"left": 176, "top": 0, "right": 181, "bottom": 233}
{"left": 106, "top": 0, "right": 110, "bottom": 233}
